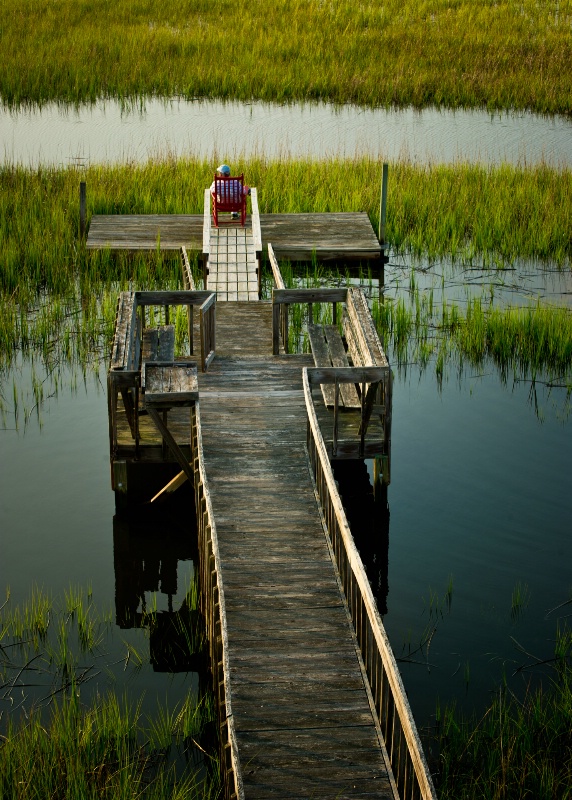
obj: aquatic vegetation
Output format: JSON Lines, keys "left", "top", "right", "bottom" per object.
{"left": 1, "top": 157, "right": 571, "bottom": 375}
{"left": 511, "top": 581, "right": 531, "bottom": 622}
{"left": 1, "top": 0, "right": 571, "bottom": 114}
{"left": 0, "top": 583, "right": 219, "bottom": 798}
{"left": 433, "top": 628, "right": 572, "bottom": 799}
{"left": 0, "top": 692, "right": 219, "bottom": 800}
{"left": 372, "top": 292, "right": 572, "bottom": 387}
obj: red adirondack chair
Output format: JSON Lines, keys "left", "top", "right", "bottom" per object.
{"left": 211, "top": 173, "right": 247, "bottom": 226}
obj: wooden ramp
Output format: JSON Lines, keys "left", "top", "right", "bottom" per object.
{"left": 196, "top": 303, "right": 395, "bottom": 798}
{"left": 207, "top": 227, "right": 259, "bottom": 301}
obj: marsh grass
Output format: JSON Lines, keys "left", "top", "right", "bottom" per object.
{"left": 0, "top": 582, "right": 218, "bottom": 798}
{"left": 1, "top": 0, "right": 571, "bottom": 114}
{"left": 433, "top": 628, "right": 572, "bottom": 799}
{"left": 372, "top": 290, "right": 572, "bottom": 389}
{"left": 1, "top": 157, "right": 571, "bottom": 418}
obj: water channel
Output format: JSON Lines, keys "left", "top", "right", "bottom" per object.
{"left": 2, "top": 99, "right": 572, "bottom": 166}
{"left": 1, "top": 99, "right": 571, "bottom": 756}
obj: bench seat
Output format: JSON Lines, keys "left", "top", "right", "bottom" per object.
{"left": 308, "top": 324, "right": 360, "bottom": 408}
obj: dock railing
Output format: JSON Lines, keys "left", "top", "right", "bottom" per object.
{"left": 135, "top": 290, "right": 216, "bottom": 372}
{"left": 269, "top": 244, "right": 347, "bottom": 355}
{"left": 191, "top": 402, "right": 244, "bottom": 800}
{"left": 250, "top": 188, "right": 262, "bottom": 298}
{"left": 108, "top": 290, "right": 216, "bottom": 459}
{"left": 304, "top": 366, "right": 437, "bottom": 800}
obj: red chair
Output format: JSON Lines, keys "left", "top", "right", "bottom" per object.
{"left": 211, "top": 173, "right": 247, "bottom": 226}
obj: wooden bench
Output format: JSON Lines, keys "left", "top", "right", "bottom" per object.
{"left": 308, "top": 287, "right": 388, "bottom": 409}
{"left": 141, "top": 325, "right": 175, "bottom": 384}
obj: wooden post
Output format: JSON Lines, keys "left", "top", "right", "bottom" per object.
{"left": 79, "top": 181, "right": 86, "bottom": 240}
{"left": 378, "top": 164, "right": 388, "bottom": 295}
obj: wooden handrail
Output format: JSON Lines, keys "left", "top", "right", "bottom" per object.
{"left": 135, "top": 290, "right": 213, "bottom": 306}
{"left": 271, "top": 284, "right": 348, "bottom": 356}
{"left": 268, "top": 242, "right": 285, "bottom": 289}
{"left": 303, "top": 367, "right": 437, "bottom": 800}
{"left": 180, "top": 246, "right": 196, "bottom": 291}
{"left": 191, "top": 403, "right": 244, "bottom": 800}
{"left": 200, "top": 292, "right": 216, "bottom": 371}
{"left": 180, "top": 247, "right": 196, "bottom": 355}
{"left": 203, "top": 188, "right": 211, "bottom": 256}
{"left": 250, "top": 188, "right": 262, "bottom": 255}
{"left": 273, "top": 288, "right": 348, "bottom": 304}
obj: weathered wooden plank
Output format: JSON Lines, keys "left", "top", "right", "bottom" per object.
{"left": 141, "top": 325, "right": 175, "bottom": 367}
{"left": 143, "top": 362, "right": 198, "bottom": 407}
{"left": 136, "top": 290, "right": 212, "bottom": 306}
{"left": 110, "top": 292, "right": 137, "bottom": 370}
{"left": 273, "top": 288, "right": 348, "bottom": 305}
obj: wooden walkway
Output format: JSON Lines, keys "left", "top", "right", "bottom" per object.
{"left": 86, "top": 212, "right": 381, "bottom": 262}
{"left": 207, "top": 227, "right": 259, "bottom": 302}
{"left": 107, "top": 270, "right": 435, "bottom": 798}
{"left": 197, "top": 303, "right": 395, "bottom": 798}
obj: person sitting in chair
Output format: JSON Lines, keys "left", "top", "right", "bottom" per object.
{"left": 210, "top": 164, "right": 250, "bottom": 219}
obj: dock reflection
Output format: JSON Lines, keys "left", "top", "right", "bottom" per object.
{"left": 332, "top": 460, "right": 390, "bottom": 616}
{"left": 112, "top": 488, "right": 204, "bottom": 673}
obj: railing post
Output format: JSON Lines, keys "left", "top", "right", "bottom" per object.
{"left": 272, "top": 291, "right": 280, "bottom": 355}
{"left": 79, "top": 181, "right": 86, "bottom": 240}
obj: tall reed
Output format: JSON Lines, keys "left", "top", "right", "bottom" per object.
{"left": 1, "top": 0, "right": 571, "bottom": 114}
{"left": 373, "top": 292, "right": 572, "bottom": 385}
{"left": 433, "top": 628, "right": 572, "bottom": 799}
{"left": 0, "top": 583, "right": 219, "bottom": 798}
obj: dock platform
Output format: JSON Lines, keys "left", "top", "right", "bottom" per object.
{"left": 197, "top": 306, "right": 394, "bottom": 797}
{"left": 86, "top": 211, "right": 382, "bottom": 262}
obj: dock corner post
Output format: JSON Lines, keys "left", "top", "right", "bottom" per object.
{"left": 203, "top": 256, "right": 209, "bottom": 291}
{"left": 79, "top": 180, "right": 86, "bottom": 240}
{"left": 272, "top": 291, "right": 280, "bottom": 355}
{"left": 379, "top": 163, "right": 389, "bottom": 297}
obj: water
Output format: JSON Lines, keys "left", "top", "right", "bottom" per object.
{"left": 0, "top": 364, "right": 199, "bottom": 722}
{"left": 2, "top": 94, "right": 571, "bottom": 760}
{"left": 2, "top": 99, "right": 572, "bottom": 167}
{"left": 2, "top": 325, "right": 570, "bottom": 734}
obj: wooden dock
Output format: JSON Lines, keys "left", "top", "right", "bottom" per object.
{"left": 196, "top": 306, "right": 394, "bottom": 797}
{"left": 106, "top": 242, "right": 435, "bottom": 799}
{"left": 86, "top": 211, "right": 381, "bottom": 262}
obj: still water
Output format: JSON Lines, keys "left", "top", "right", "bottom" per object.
{"left": 1, "top": 96, "right": 571, "bottom": 745}
{"left": 2, "top": 98, "right": 572, "bottom": 167}
{"left": 2, "top": 318, "right": 570, "bottom": 732}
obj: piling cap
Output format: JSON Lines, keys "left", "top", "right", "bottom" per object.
{"left": 217, "top": 164, "right": 231, "bottom": 175}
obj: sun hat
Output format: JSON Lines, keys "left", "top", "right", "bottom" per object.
{"left": 217, "top": 164, "right": 231, "bottom": 175}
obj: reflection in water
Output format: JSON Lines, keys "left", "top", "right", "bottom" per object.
{"left": 333, "top": 460, "right": 390, "bottom": 616}
{"left": 112, "top": 489, "right": 205, "bottom": 674}
{"left": 2, "top": 99, "right": 572, "bottom": 167}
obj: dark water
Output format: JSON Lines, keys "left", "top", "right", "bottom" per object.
{"left": 0, "top": 365, "right": 200, "bottom": 721}
{"left": 2, "top": 327, "right": 570, "bottom": 732}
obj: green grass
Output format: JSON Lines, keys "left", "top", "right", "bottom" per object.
{"left": 0, "top": 584, "right": 219, "bottom": 799}
{"left": 1, "top": 0, "right": 571, "bottom": 113}
{"left": 433, "top": 628, "right": 572, "bottom": 799}
{"left": 1, "top": 156, "right": 571, "bottom": 409}
{"left": 373, "top": 292, "right": 572, "bottom": 387}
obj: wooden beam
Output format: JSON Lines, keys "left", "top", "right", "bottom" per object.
{"left": 149, "top": 470, "right": 188, "bottom": 503}
{"left": 268, "top": 242, "right": 285, "bottom": 289}
{"left": 250, "top": 188, "right": 262, "bottom": 254}
{"left": 136, "top": 290, "right": 212, "bottom": 306}
{"left": 146, "top": 407, "right": 196, "bottom": 486}
{"left": 307, "top": 366, "right": 388, "bottom": 385}
{"left": 273, "top": 288, "right": 348, "bottom": 305}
